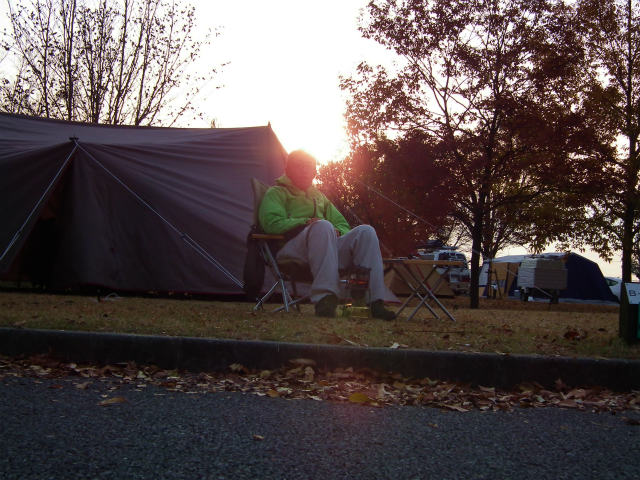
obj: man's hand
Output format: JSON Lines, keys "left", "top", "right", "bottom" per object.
{"left": 307, "top": 217, "right": 340, "bottom": 236}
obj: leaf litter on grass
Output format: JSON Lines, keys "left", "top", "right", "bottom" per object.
{"left": 1, "top": 291, "right": 637, "bottom": 359}
{"left": 1, "top": 353, "right": 639, "bottom": 416}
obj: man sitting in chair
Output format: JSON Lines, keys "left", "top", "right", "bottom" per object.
{"left": 258, "top": 149, "right": 396, "bottom": 320}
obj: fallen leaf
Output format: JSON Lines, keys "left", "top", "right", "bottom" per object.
{"left": 229, "top": 363, "right": 247, "bottom": 373}
{"left": 557, "top": 400, "right": 581, "bottom": 409}
{"left": 331, "top": 333, "right": 362, "bottom": 346}
{"left": 30, "top": 365, "right": 49, "bottom": 376}
{"left": 286, "top": 367, "right": 303, "bottom": 377}
{"left": 303, "top": 366, "right": 315, "bottom": 382}
{"left": 376, "top": 384, "right": 390, "bottom": 399}
{"left": 348, "top": 392, "right": 372, "bottom": 404}
{"left": 566, "top": 388, "right": 588, "bottom": 399}
{"left": 98, "top": 396, "right": 127, "bottom": 406}
{"left": 420, "top": 377, "right": 439, "bottom": 387}
{"left": 289, "top": 358, "right": 316, "bottom": 367}
{"left": 563, "top": 328, "right": 587, "bottom": 341}
{"left": 444, "top": 404, "right": 470, "bottom": 412}
{"left": 555, "top": 378, "right": 568, "bottom": 392}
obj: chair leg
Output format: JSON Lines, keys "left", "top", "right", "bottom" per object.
{"left": 290, "top": 280, "right": 303, "bottom": 312}
{"left": 273, "top": 294, "right": 309, "bottom": 313}
{"left": 254, "top": 280, "right": 280, "bottom": 311}
{"left": 254, "top": 277, "right": 302, "bottom": 313}
{"left": 255, "top": 240, "right": 313, "bottom": 313}
{"left": 279, "top": 277, "right": 292, "bottom": 312}
{"left": 258, "top": 241, "right": 298, "bottom": 312}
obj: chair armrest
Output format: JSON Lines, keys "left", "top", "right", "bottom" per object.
{"left": 251, "top": 233, "right": 285, "bottom": 240}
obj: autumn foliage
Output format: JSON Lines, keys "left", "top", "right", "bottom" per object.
{"left": 318, "top": 134, "right": 455, "bottom": 256}
{"left": 336, "top": 0, "right": 618, "bottom": 307}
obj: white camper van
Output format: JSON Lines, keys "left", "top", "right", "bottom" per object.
{"left": 415, "top": 246, "right": 471, "bottom": 295}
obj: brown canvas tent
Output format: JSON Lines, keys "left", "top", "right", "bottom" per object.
{"left": 0, "top": 113, "right": 287, "bottom": 295}
{"left": 480, "top": 261, "right": 520, "bottom": 298}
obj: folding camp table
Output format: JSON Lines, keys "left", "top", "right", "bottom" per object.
{"left": 384, "top": 258, "right": 463, "bottom": 322}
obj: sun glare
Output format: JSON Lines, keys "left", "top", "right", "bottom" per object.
{"left": 195, "top": 1, "right": 373, "bottom": 166}
{"left": 274, "top": 116, "right": 350, "bottom": 166}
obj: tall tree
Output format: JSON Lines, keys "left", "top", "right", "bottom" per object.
{"left": 0, "top": 0, "right": 222, "bottom": 126}
{"left": 570, "top": 0, "right": 640, "bottom": 283}
{"left": 341, "top": 0, "right": 609, "bottom": 307}
{"left": 317, "top": 132, "right": 455, "bottom": 256}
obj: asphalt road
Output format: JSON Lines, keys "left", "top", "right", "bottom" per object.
{"left": 1, "top": 376, "right": 639, "bottom": 480}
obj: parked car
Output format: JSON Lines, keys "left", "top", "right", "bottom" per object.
{"left": 415, "top": 246, "right": 471, "bottom": 295}
{"left": 605, "top": 277, "right": 622, "bottom": 300}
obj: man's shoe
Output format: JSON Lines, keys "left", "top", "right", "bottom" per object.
{"left": 315, "top": 294, "right": 338, "bottom": 318}
{"left": 370, "top": 299, "right": 396, "bottom": 320}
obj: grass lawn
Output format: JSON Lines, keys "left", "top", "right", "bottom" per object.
{"left": 1, "top": 290, "right": 638, "bottom": 360}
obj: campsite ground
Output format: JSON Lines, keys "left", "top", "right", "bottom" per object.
{"left": 2, "top": 289, "right": 640, "bottom": 416}
{"left": 1, "top": 290, "right": 637, "bottom": 360}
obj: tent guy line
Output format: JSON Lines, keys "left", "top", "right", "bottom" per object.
{"left": 0, "top": 144, "right": 78, "bottom": 264}
{"left": 354, "top": 179, "right": 433, "bottom": 230}
{"left": 353, "top": 177, "right": 477, "bottom": 254}
{"left": 72, "top": 140, "right": 244, "bottom": 289}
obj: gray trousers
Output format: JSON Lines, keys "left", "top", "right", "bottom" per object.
{"left": 276, "top": 220, "right": 395, "bottom": 304}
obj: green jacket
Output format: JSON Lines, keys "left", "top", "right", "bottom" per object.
{"left": 258, "top": 175, "right": 350, "bottom": 236}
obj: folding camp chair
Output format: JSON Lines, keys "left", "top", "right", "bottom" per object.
{"left": 244, "top": 178, "right": 313, "bottom": 312}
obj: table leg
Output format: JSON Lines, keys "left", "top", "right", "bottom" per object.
{"left": 403, "top": 265, "right": 456, "bottom": 322}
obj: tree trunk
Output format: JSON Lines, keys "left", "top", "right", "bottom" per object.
{"left": 469, "top": 202, "right": 485, "bottom": 309}
{"left": 469, "top": 227, "right": 483, "bottom": 309}
{"left": 622, "top": 138, "right": 638, "bottom": 283}
{"left": 622, "top": 202, "right": 634, "bottom": 282}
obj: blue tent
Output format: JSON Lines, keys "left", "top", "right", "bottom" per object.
{"left": 558, "top": 253, "right": 618, "bottom": 302}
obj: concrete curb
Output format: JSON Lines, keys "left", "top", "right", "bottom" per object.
{"left": 1, "top": 327, "right": 639, "bottom": 391}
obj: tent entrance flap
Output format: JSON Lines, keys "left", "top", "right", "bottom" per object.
{"left": 0, "top": 144, "right": 77, "bottom": 268}
{"left": 73, "top": 140, "right": 243, "bottom": 289}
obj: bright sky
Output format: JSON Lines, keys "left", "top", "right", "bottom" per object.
{"left": 192, "top": 0, "right": 391, "bottom": 164}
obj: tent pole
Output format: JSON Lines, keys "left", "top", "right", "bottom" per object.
{"left": 72, "top": 140, "right": 244, "bottom": 289}
{"left": 0, "top": 143, "right": 78, "bottom": 264}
